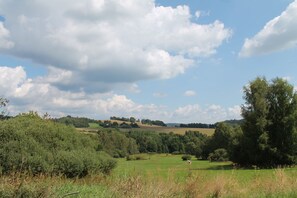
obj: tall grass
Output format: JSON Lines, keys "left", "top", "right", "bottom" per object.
{"left": 107, "top": 168, "right": 297, "bottom": 197}
{"left": 1, "top": 167, "right": 297, "bottom": 197}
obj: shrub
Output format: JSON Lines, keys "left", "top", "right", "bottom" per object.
{"left": 126, "top": 155, "right": 135, "bottom": 161}
{"left": 126, "top": 154, "right": 148, "bottom": 161}
{"left": 208, "top": 148, "right": 229, "bottom": 162}
{"left": 182, "top": 155, "right": 192, "bottom": 161}
{"left": 0, "top": 113, "right": 116, "bottom": 177}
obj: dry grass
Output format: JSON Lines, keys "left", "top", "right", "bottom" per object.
{"left": 106, "top": 168, "right": 297, "bottom": 198}
{"left": 0, "top": 173, "right": 54, "bottom": 198}
{"left": 1, "top": 168, "right": 297, "bottom": 197}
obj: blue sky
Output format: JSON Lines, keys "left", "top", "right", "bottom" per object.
{"left": 0, "top": 0, "right": 297, "bottom": 123}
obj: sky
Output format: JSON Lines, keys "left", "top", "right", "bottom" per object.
{"left": 0, "top": 0, "right": 297, "bottom": 123}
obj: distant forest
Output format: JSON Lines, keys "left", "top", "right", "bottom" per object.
{"left": 110, "top": 116, "right": 167, "bottom": 127}
{"left": 177, "top": 119, "right": 243, "bottom": 129}
{"left": 179, "top": 123, "right": 216, "bottom": 128}
{"left": 51, "top": 115, "right": 243, "bottom": 129}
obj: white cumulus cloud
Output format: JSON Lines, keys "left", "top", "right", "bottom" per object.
{"left": 0, "top": 66, "right": 170, "bottom": 120}
{"left": 184, "top": 90, "right": 196, "bottom": 97}
{"left": 0, "top": 22, "right": 14, "bottom": 49}
{"left": 1, "top": 66, "right": 242, "bottom": 123}
{"left": 173, "top": 104, "right": 242, "bottom": 123}
{"left": 240, "top": 0, "right": 297, "bottom": 57}
{"left": 0, "top": 0, "right": 231, "bottom": 92}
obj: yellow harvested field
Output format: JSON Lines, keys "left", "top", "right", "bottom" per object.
{"left": 120, "top": 126, "right": 214, "bottom": 136}
{"left": 83, "top": 120, "right": 215, "bottom": 136}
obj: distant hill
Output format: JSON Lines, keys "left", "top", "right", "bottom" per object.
{"left": 219, "top": 119, "right": 243, "bottom": 126}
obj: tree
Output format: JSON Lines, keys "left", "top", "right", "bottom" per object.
{"left": 129, "top": 117, "right": 136, "bottom": 123}
{"left": 208, "top": 148, "right": 229, "bottom": 162}
{"left": 266, "top": 78, "right": 297, "bottom": 165}
{"left": 0, "top": 97, "right": 9, "bottom": 118}
{"left": 233, "top": 77, "right": 297, "bottom": 166}
{"left": 204, "top": 122, "right": 242, "bottom": 160}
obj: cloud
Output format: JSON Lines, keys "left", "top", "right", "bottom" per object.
{"left": 0, "top": 66, "right": 169, "bottom": 120}
{"left": 173, "top": 104, "right": 242, "bottom": 123}
{"left": 1, "top": 66, "right": 241, "bottom": 123}
{"left": 0, "top": 0, "right": 231, "bottom": 92}
{"left": 240, "top": 0, "right": 297, "bottom": 57}
{"left": 184, "top": 90, "right": 196, "bottom": 97}
{"left": 0, "top": 22, "right": 14, "bottom": 49}
{"left": 153, "top": 92, "right": 167, "bottom": 98}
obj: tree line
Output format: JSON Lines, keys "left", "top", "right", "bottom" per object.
{"left": 179, "top": 123, "right": 216, "bottom": 128}
{"left": 110, "top": 116, "right": 167, "bottom": 127}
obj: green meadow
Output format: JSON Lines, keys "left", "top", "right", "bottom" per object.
{"left": 114, "top": 154, "right": 297, "bottom": 183}
{"left": 2, "top": 155, "right": 297, "bottom": 197}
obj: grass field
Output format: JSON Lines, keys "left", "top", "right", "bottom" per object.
{"left": 2, "top": 154, "right": 297, "bottom": 197}
{"left": 114, "top": 154, "right": 297, "bottom": 182}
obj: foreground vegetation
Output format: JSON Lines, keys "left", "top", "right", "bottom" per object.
{"left": 1, "top": 154, "right": 297, "bottom": 198}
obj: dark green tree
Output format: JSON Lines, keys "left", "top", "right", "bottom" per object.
{"left": 266, "top": 78, "right": 297, "bottom": 164}
{"left": 233, "top": 77, "right": 297, "bottom": 166}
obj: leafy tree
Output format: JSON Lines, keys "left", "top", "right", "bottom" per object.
{"left": 233, "top": 77, "right": 297, "bottom": 166}
{"left": 204, "top": 122, "right": 242, "bottom": 160}
{"left": 97, "top": 129, "right": 139, "bottom": 157}
{"left": 129, "top": 117, "right": 136, "bottom": 123}
{"left": 0, "top": 97, "right": 9, "bottom": 118}
{"left": 208, "top": 148, "right": 229, "bottom": 162}
{"left": 181, "top": 154, "right": 192, "bottom": 161}
{"left": 266, "top": 78, "right": 297, "bottom": 164}
{"left": 55, "top": 115, "right": 98, "bottom": 128}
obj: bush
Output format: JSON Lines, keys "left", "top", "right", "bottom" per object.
{"left": 181, "top": 155, "right": 192, "bottom": 161}
{"left": 208, "top": 148, "right": 229, "bottom": 162}
{"left": 97, "top": 130, "right": 139, "bottom": 158}
{"left": 0, "top": 113, "right": 116, "bottom": 177}
{"left": 126, "top": 154, "right": 148, "bottom": 161}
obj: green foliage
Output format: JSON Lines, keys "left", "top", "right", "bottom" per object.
{"left": 97, "top": 129, "right": 139, "bottom": 158}
{"left": 0, "top": 112, "right": 116, "bottom": 177}
{"left": 180, "top": 123, "right": 215, "bottom": 128}
{"left": 181, "top": 154, "right": 192, "bottom": 161}
{"left": 123, "top": 130, "right": 208, "bottom": 155}
{"left": 54, "top": 115, "right": 98, "bottom": 128}
{"left": 202, "top": 123, "right": 242, "bottom": 160}
{"left": 233, "top": 77, "right": 297, "bottom": 166}
{"left": 183, "top": 131, "right": 208, "bottom": 158}
{"left": 0, "top": 97, "right": 9, "bottom": 119}
{"left": 141, "top": 119, "right": 167, "bottom": 127}
{"left": 208, "top": 148, "right": 229, "bottom": 162}
{"left": 126, "top": 154, "right": 149, "bottom": 161}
